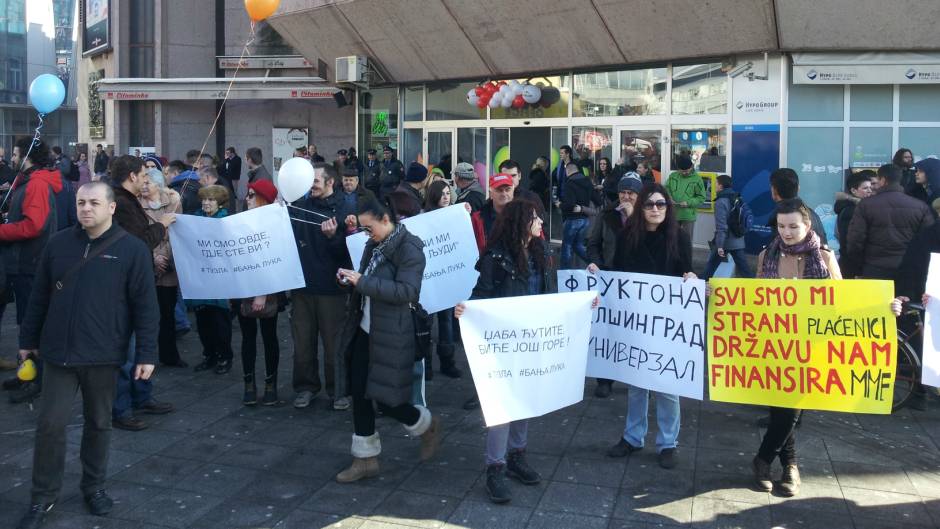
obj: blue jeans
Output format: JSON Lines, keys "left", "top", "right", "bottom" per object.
{"left": 112, "top": 334, "right": 152, "bottom": 419}
{"left": 703, "top": 247, "right": 753, "bottom": 280}
{"left": 486, "top": 420, "right": 528, "bottom": 465}
{"left": 623, "top": 385, "right": 680, "bottom": 453}
{"left": 174, "top": 289, "right": 191, "bottom": 331}
{"left": 560, "top": 217, "right": 590, "bottom": 269}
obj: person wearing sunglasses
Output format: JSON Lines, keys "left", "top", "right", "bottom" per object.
{"left": 607, "top": 183, "right": 696, "bottom": 470}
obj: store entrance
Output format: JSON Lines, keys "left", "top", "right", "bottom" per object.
{"left": 508, "top": 127, "right": 554, "bottom": 237}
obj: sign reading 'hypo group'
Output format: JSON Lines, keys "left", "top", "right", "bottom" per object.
{"left": 560, "top": 270, "right": 707, "bottom": 400}
{"left": 459, "top": 291, "right": 596, "bottom": 427}
{"left": 708, "top": 279, "right": 896, "bottom": 414}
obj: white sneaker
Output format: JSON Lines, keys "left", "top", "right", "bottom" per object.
{"left": 293, "top": 390, "right": 315, "bottom": 408}
{"left": 333, "top": 396, "right": 351, "bottom": 411}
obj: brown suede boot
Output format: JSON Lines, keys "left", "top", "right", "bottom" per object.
{"left": 336, "top": 457, "right": 379, "bottom": 483}
{"left": 778, "top": 464, "right": 801, "bottom": 497}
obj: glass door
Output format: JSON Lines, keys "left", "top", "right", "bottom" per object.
{"left": 614, "top": 126, "right": 667, "bottom": 183}
{"left": 425, "top": 128, "right": 455, "bottom": 178}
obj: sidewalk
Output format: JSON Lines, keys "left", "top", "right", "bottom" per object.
{"left": 2, "top": 301, "right": 940, "bottom": 529}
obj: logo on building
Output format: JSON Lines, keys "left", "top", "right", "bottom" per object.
{"left": 736, "top": 101, "right": 745, "bottom": 110}
{"left": 906, "top": 68, "right": 918, "bottom": 79}
{"left": 806, "top": 69, "right": 818, "bottom": 80}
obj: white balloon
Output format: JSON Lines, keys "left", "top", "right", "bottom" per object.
{"left": 467, "top": 92, "right": 479, "bottom": 106}
{"left": 276, "top": 157, "right": 315, "bottom": 203}
{"left": 499, "top": 84, "right": 513, "bottom": 98}
{"left": 501, "top": 95, "right": 513, "bottom": 108}
{"left": 521, "top": 84, "right": 541, "bottom": 104}
{"left": 509, "top": 79, "right": 521, "bottom": 89}
{"left": 488, "top": 95, "right": 501, "bottom": 108}
{"left": 512, "top": 82, "right": 524, "bottom": 96}
{"left": 467, "top": 88, "right": 477, "bottom": 100}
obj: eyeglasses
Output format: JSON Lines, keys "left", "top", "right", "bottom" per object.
{"left": 246, "top": 191, "right": 256, "bottom": 199}
{"left": 643, "top": 200, "right": 668, "bottom": 211}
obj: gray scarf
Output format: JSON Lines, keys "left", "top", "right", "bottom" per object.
{"left": 364, "top": 223, "right": 404, "bottom": 277}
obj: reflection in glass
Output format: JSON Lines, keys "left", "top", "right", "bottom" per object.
{"left": 490, "top": 128, "right": 510, "bottom": 187}
{"left": 619, "top": 130, "right": 663, "bottom": 182}
{"left": 457, "top": 127, "right": 487, "bottom": 185}
{"left": 428, "top": 131, "right": 452, "bottom": 176}
{"left": 571, "top": 126, "right": 613, "bottom": 180}
{"left": 547, "top": 127, "right": 569, "bottom": 242}
{"left": 401, "top": 129, "right": 422, "bottom": 167}
{"left": 672, "top": 63, "right": 728, "bottom": 115}
{"left": 358, "top": 88, "right": 399, "bottom": 154}
{"left": 427, "top": 81, "right": 484, "bottom": 121}
{"left": 403, "top": 86, "right": 423, "bottom": 122}
{"left": 671, "top": 126, "right": 727, "bottom": 172}
{"left": 572, "top": 68, "right": 667, "bottom": 117}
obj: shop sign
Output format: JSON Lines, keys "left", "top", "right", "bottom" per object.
{"left": 82, "top": 0, "right": 111, "bottom": 57}
{"left": 218, "top": 56, "right": 313, "bottom": 70}
{"left": 794, "top": 64, "right": 940, "bottom": 84}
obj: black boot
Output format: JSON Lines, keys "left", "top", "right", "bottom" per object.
{"left": 243, "top": 374, "right": 257, "bottom": 406}
{"left": 437, "top": 344, "right": 462, "bottom": 378}
{"left": 261, "top": 374, "right": 278, "bottom": 406}
{"left": 506, "top": 449, "right": 541, "bottom": 485}
{"left": 485, "top": 464, "right": 511, "bottom": 504}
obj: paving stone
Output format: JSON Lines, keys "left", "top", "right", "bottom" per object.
{"left": 551, "top": 456, "right": 626, "bottom": 487}
{"left": 525, "top": 510, "right": 610, "bottom": 529}
{"left": 122, "top": 489, "right": 228, "bottom": 528}
{"left": 299, "top": 481, "right": 392, "bottom": 516}
{"left": 57, "top": 479, "right": 169, "bottom": 517}
{"left": 370, "top": 490, "right": 458, "bottom": 528}
{"left": 444, "top": 499, "right": 531, "bottom": 528}
{"left": 537, "top": 481, "right": 616, "bottom": 518}
{"left": 690, "top": 497, "right": 772, "bottom": 529}
{"left": 274, "top": 510, "right": 365, "bottom": 528}
{"left": 173, "top": 463, "right": 260, "bottom": 496}
{"left": 832, "top": 460, "right": 919, "bottom": 494}
{"left": 622, "top": 459, "right": 695, "bottom": 496}
{"left": 211, "top": 440, "right": 293, "bottom": 470}
{"left": 841, "top": 486, "right": 934, "bottom": 527}
{"left": 399, "top": 466, "right": 480, "bottom": 498}
{"left": 612, "top": 489, "right": 694, "bottom": 525}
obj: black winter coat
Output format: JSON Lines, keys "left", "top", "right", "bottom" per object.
{"left": 471, "top": 240, "right": 555, "bottom": 300}
{"left": 897, "top": 223, "right": 940, "bottom": 299}
{"left": 561, "top": 174, "right": 600, "bottom": 220}
{"left": 379, "top": 159, "right": 405, "bottom": 200}
{"left": 337, "top": 226, "right": 426, "bottom": 407}
{"left": 613, "top": 226, "right": 693, "bottom": 278}
{"left": 113, "top": 185, "right": 166, "bottom": 251}
{"left": 290, "top": 192, "right": 351, "bottom": 295}
{"left": 19, "top": 224, "right": 159, "bottom": 367}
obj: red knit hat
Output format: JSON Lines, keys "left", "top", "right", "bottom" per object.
{"left": 248, "top": 179, "right": 278, "bottom": 205}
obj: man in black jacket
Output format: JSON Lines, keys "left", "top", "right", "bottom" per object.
{"left": 379, "top": 145, "right": 404, "bottom": 200}
{"left": 15, "top": 182, "right": 160, "bottom": 529}
{"left": 109, "top": 155, "right": 175, "bottom": 431}
{"left": 289, "top": 163, "right": 352, "bottom": 411}
{"left": 560, "top": 162, "right": 600, "bottom": 268}
{"left": 93, "top": 144, "right": 110, "bottom": 179}
{"left": 363, "top": 149, "right": 382, "bottom": 196}
{"left": 220, "top": 146, "right": 242, "bottom": 197}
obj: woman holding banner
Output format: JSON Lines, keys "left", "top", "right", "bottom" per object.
{"left": 238, "top": 180, "right": 283, "bottom": 406}
{"left": 334, "top": 196, "right": 440, "bottom": 483}
{"left": 750, "top": 198, "right": 840, "bottom": 497}
{"left": 454, "top": 200, "right": 551, "bottom": 504}
{"left": 608, "top": 183, "right": 695, "bottom": 470}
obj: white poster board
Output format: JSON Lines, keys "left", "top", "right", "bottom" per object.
{"left": 170, "top": 203, "right": 305, "bottom": 299}
{"left": 922, "top": 254, "right": 940, "bottom": 387}
{"left": 459, "top": 291, "right": 596, "bottom": 426}
{"left": 559, "top": 270, "right": 706, "bottom": 400}
{"left": 346, "top": 204, "right": 479, "bottom": 314}
{"left": 272, "top": 127, "right": 309, "bottom": 183}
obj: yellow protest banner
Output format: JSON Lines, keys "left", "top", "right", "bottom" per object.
{"left": 708, "top": 279, "right": 896, "bottom": 414}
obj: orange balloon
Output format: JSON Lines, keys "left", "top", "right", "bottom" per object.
{"left": 245, "top": 0, "right": 280, "bottom": 21}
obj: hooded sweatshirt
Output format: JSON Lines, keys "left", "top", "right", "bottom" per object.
{"left": 665, "top": 170, "right": 706, "bottom": 222}
{"left": 915, "top": 158, "right": 940, "bottom": 205}
{"left": 0, "top": 166, "right": 64, "bottom": 275}
{"left": 170, "top": 170, "right": 202, "bottom": 214}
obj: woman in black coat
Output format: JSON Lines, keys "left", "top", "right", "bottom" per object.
{"left": 335, "top": 196, "right": 440, "bottom": 483}
{"left": 607, "top": 183, "right": 696, "bottom": 470}
{"left": 455, "top": 200, "right": 553, "bottom": 504}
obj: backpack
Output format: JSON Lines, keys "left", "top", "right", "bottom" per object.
{"left": 727, "top": 194, "right": 753, "bottom": 238}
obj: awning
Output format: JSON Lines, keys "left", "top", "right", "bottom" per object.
{"left": 792, "top": 52, "right": 940, "bottom": 84}
{"left": 96, "top": 77, "right": 339, "bottom": 101}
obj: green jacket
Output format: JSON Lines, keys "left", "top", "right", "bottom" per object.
{"left": 666, "top": 170, "right": 706, "bottom": 222}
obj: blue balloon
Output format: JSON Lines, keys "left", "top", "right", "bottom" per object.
{"left": 29, "top": 74, "right": 66, "bottom": 114}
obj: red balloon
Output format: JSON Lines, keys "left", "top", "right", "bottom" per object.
{"left": 497, "top": 80, "right": 507, "bottom": 87}
{"left": 474, "top": 86, "right": 485, "bottom": 97}
{"left": 485, "top": 83, "right": 497, "bottom": 94}
{"left": 476, "top": 99, "right": 487, "bottom": 109}
{"left": 512, "top": 95, "right": 525, "bottom": 109}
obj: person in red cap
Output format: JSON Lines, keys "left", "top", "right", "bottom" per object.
{"left": 237, "top": 179, "right": 283, "bottom": 406}
{"left": 471, "top": 173, "right": 515, "bottom": 253}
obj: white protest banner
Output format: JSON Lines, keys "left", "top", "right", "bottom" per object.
{"left": 922, "top": 254, "right": 940, "bottom": 387}
{"left": 170, "top": 203, "right": 305, "bottom": 299}
{"left": 459, "top": 291, "right": 596, "bottom": 426}
{"left": 346, "top": 204, "right": 479, "bottom": 314}
{"left": 559, "top": 270, "right": 706, "bottom": 400}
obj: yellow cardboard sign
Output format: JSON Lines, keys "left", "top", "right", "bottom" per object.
{"left": 708, "top": 279, "right": 896, "bottom": 414}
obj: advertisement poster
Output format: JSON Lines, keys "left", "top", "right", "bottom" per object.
{"left": 708, "top": 279, "right": 896, "bottom": 414}
{"left": 272, "top": 128, "right": 309, "bottom": 183}
{"left": 698, "top": 172, "right": 718, "bottom": 212}
{"left": 82, "top": 0, "right": 110, "bottom": 57}
{"left": 731, "top": 124, "right": 780, "bottom": 253}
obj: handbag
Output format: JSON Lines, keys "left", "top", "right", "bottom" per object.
{"left": 410, "top": 303, "right": 432, "bottom": 362}
{"left": 240, "top": 295, "right": 278, "bottom": 319}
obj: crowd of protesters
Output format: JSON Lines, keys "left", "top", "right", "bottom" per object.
{"left": 0, "top": 137, "right": 933, "bottom": 529}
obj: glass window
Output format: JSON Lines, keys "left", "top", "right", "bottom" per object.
{"left": 401, "top": 129, "right": 422, "bottom": 167}
{"left": 618, "top": 130, "right": 663, "bottom": 182}
{"left": 900, "top": 127, "right": 940, "bottom": 161}
{"left": 849, "top": 85, "right": 892, "bottom": 121}
{"left": 403, "top": 86, "right": 423, "bottom": 122}
{"left": 129, "top": 102, "right": 155, "bottom": 147}
{"left": 900, "top": 85, "right": 940, "bottom": 122}
{"left": 571, "top": 126, "right": 612, "bottom": 179}
{"left": 426, "top": 81, "right": 483, "bottom": 121}
{"left": 8, "top": 58, "right": 22, "bottom": 91}
{"left": 457, "top": 127, "right": 486, "bottom": 185}
{"left": 786, "top": 127, "right": 844, "bottom": 210}
{"left": 670, "top": 126, "right": 727, "bottom": 173}
{"left": 671, "top": 63, "right": 727, "bottom": 115}
{"left": 490, "top": 77, "right": 569, "bottom": 119}
{"left": 848, "top": 127, "right": 892, "bottom": 168}
{"left": 489, "top": 128, "right": 509, "bottom": 183}
{"left": 547, "top": 127, "right": 569, "bottom": 242}
{"left": 358, "top": 88, "right": 399, "bottom": 154}
{"left": 788, "top": 84, "right": 843, "bottom": 121}
{"left": 572, "top": 67, "right": 666, "bottom": 117}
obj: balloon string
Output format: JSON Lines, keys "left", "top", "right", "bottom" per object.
{"left": 0, "top": 112, "right": 45, "bottom": 213}
{"left": 285, "top": 202, "right": 332, "bottom": 219}
{"left": 289, "top": 217, "right": 322, "bottom": 226}
{"left": 177, "top": 22, "right": 257, "bottom": 213}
